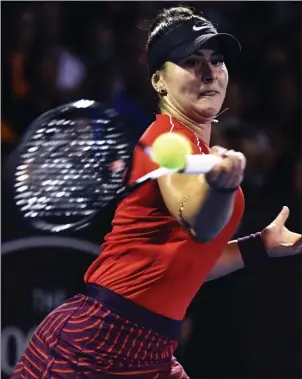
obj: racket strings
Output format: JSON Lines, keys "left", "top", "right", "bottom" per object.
{"left": 15, "top": 116, "right": 132, "bottom": 226}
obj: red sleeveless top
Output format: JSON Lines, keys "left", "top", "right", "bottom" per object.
{"left": 85, "top": 115, "right": 245, "bottom": 320}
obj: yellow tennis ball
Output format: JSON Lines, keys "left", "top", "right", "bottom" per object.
{"left": 152, "top": 132, "right": 192, "bottom": 170}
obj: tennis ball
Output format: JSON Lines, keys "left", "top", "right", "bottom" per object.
{"left": 151, "top": 132, "right": 192, "bottom": 170}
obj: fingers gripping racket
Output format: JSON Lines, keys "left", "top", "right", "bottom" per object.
{"left": 11, "top": 100, "right": 222, "bottom": 233}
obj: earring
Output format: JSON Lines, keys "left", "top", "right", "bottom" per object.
{"left": 159, "top": 88, "right": 167, "bottom": 96}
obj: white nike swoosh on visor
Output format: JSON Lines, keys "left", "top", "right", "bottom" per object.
{"left": 192, "top": 25, "right": 209, "bottom": 32}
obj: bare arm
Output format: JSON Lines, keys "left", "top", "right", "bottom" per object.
{"left": 158, "top": 147, "right": 246, "bottom": 242}
{"left": 158, "top": 173, "right": 237, "bottom": 242}
{"left": 205, "top": 240, "right": 245, "bottom": 281}
{"left": 206, "top": 205, "right": 302, "bottom": 281}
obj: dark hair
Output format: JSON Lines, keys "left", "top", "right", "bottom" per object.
{"left": 145, "top": 6, "right": 216, "bottom": 55}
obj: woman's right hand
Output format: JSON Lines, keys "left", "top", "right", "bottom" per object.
{"left": 205, "top": 146, "right": 246, "bottom": 190}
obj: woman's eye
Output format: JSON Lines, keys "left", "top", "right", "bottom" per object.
{"left": 211, "top": 55, "right": 225, "bottom": 66}
{"left": 184, "top": 58, "right": 199, "bottom": 68}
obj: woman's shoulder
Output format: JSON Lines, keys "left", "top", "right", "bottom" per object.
{"left": 139, "top": 114, "right": 170, "bottom": 145}
{"left": 140, "top": 114, "right": 188, "bottom": 144}
{"left": 139, "top": 114, "right": 210, "bottom": 155}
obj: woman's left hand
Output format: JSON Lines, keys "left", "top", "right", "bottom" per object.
{"left": 262, "top": 206, "right": 302, "bottom": 258}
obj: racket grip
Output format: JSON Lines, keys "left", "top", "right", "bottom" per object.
{"left": 183, "top": 154, "right": 223, "bottom": 174}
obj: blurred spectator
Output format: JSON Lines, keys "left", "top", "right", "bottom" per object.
{"left": 88, "top": 20, "right": 116, "bottom": 66}
{"left": 36, "top": 3, "right": 87, "bottom": 104}
{"left": 2, "top": 5, "right": 37, "bottom": 137}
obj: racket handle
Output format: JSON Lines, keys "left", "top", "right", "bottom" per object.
{"left": 183, "top": 154, "right": 223, "bottom": 174}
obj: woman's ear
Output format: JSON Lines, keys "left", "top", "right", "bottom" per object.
{"left": 151, "top": 70, "right": 167, "bottom": 95}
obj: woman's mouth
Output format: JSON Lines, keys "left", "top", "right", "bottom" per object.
{"left": 199, "top": 91, "right": 219, "bottom": 97}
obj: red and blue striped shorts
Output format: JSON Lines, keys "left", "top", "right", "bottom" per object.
{"left": 12, "top": 284, "right": 189, "bottom": 378}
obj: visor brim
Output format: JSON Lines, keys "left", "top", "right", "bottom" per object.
{"left": 169, "top": 33, "right": 241, "bottom": 61}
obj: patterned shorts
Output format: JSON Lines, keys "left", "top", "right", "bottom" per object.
{"left": 12, "top": 284, "right": 189, "bottom": 378}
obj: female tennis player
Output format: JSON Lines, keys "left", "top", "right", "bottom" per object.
{"left": 12, "top": 6, "right": 301, "bottom": 379}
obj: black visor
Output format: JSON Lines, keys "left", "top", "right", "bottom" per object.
{"left": 148, "top": 20, "right": 241, "bottom": 75}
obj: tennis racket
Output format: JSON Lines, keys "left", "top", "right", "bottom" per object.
{"left": 11, "top": 100, "right": 222, "bottom": 233}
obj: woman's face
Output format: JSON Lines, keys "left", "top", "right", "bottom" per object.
{"left": 154, "top": 49, "right": 229, "bottom": 121}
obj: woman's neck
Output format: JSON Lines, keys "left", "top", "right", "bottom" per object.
{"left": 161, "top": 103, "right": 212, "bottom": 146}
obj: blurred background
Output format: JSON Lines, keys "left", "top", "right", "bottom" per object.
{"left": 1, "top": 2, "right": 301, "bottom": 378}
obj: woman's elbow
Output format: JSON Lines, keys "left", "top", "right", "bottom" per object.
{"left": 193, "top": 218, "right": 230, "bottom": 243}
{"left": 194, "top": 230, "right": 221, "bottom": 243}
{"left": 194, "top": 209, "right": 232, "bottom": 243}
